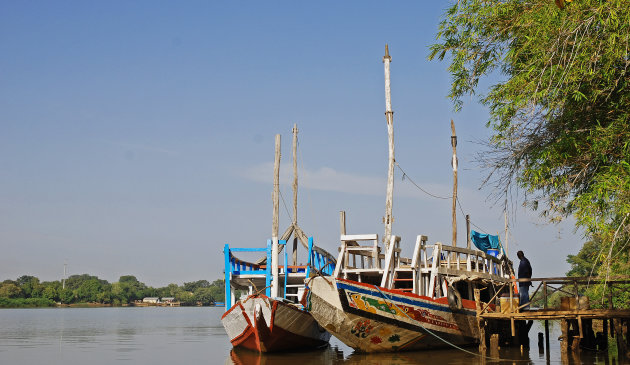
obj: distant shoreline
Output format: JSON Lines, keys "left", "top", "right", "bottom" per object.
{"left": 0, "top": 297, "right": 225, "bottom": 309}
{"left": 1, "top": 275, "right": 225, "bottom": 308}
{"left": 0, "top": 302, "right": 225, "bottom": 309}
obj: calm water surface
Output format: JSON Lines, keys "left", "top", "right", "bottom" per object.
{"left": 0, "top": 307, "right": 620, "bottom": 364}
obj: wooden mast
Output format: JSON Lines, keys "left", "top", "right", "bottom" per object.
{"left": 383, "top": 44, "right": 395, "bottom": 248}
{"left": 292, "top": 124, "right": 298, "bottom": 227}
{"left": 292, "top": 124, "right": 299, "bottom": 266}
{"left": 451, "top": 120, "right": 458, "bottom": 247}
{"left": 504, "top": 212, "right": 509, "bottom": 257}
{"left": 272, "top": 134, "right": 281, "bottom": 298}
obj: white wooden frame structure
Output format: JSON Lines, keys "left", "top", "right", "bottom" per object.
{"left": 333, "top": 233, "right": 509, "bottom": 299}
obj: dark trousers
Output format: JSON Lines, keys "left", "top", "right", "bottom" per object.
{"left": 519, "top": 284, "right": 530, "bottom": 309}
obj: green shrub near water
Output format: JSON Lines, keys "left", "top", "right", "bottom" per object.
{"left": 0, "top": 297, "right": 56, "bottom": 308}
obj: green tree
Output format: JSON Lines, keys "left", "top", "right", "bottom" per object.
{"left": 76, "top": 278, "right": 107, "bottom": 302}
{"left": 65, "top": 274, "right": 108, "bottom": 290}
{"left": 0, "top": 283, "right": 23, "bottom": 298}
{"left": 175, "top": 290, "right": 195, "bottom": 305}
{"left": 16, "top": 275, "right": 43, "bottom": 298}
{"left": 183, "top": 280, "right": 210, "bottom": 293}
{"left": 430, "top": 0, "right": 630, "bottom": 270}
{"left": 159, "top": 283, "right": 181, "bottom": 298}
{"left": 111, "top": 282, "right": 127, "bottom": 304}
{"left": 116, "top": 275, "right": 147, "bottom": 303}
{"left": 42, "top": 286, "right": 59, "bottom": 302}
{"left": 566, "top": 239, "right": 605, "bottom": 277}
{"left": 209, "top": 284, "right": 224, "bottom": 303}
{"left": 193, "top": 287, "right": 215, "bottom": 305}
{"left": 59, "top": 288, "right": 75, "bottom": 304}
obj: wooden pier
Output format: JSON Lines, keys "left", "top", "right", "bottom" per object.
{"left": 474, "top": 277, "right": 630, "bottom": 360}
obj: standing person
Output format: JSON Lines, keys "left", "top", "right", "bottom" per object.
{"left": 517, "top": 250, "right": 532, "bottom": 309}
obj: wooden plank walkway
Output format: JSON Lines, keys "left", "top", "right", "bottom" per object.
{"left": 481, "top": 308, "right": 630, "bottom": 320}
{"left": 474, "top": 276, "right": 630, "bottom": 360}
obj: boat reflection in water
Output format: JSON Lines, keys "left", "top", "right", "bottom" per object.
{"left": 226, "top": 346, "right": 343, "bottom": 365}
{"left": 226, "top": 345, "right": 537, "bottom": 365}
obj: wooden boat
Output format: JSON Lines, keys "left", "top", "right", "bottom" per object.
{"left": 305, "top": 46, "right": 514, "bottom": 353}
{"left": 221, "top": 126, "right": 336, "bottom": 352}
{"left": 307, "top": 234, "right": 512, "bottom": 352}
{"left": 221, "top": 237, "right": 335, "bottom": 352}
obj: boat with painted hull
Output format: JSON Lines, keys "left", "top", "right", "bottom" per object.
{"left": 305, "top": 45, "right": 514, "bottom": 353}
{"left": 222, "top": 295, "right": 330, "bottom": 352}
{"left": 307, "top": 278, "right": 478, "bottom": 352}
{"left": 221, "top": 126, "right": 336, "bottom": 353}
{"left": 221, "top": 237, "right": 335, "bottom": 352}
{"left": 306, "top": 235, "right": 512, "bottom": 353}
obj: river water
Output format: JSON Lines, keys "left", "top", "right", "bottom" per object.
{"left": 0, "top": 307, "right": 620, "bottom": 364}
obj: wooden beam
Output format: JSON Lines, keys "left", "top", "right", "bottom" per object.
{"left": 383, "top": 44, "right": 394, "bottom": 249}
{"left": 272, "top": 134, "right": 280, "bottom": 239}
{"left": 341, "top": 234, "right": 378, "bottom": 242}
{"left": 451, "top": 119, "right": 457, "bottom": 247}
{"left": 271, "top": 134, "right": 281, "bottom": 298}
{"left": 466, "top": 214, "right": 471, "bottom": 250}
{"left": 340, "top": 211, "right": 346, "bottom": 235}
{"left": 292, "top": 124, "right": 298, "bottom": 224}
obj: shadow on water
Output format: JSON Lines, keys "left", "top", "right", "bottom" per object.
{"left": 226, "top": 346, "right": 344, "bottom": 365}
{"left": 225, "top": 345, "right": 533, "bottom": 365}
{"left": 226, "top": 343, "right": 626, "bottom": 365}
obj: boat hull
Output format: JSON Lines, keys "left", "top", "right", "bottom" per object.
{"left": 307, "top": 277, "right": 481, "bottom": 352}
{"left": 221, "top": 295, "right": 330, "bottom": 352}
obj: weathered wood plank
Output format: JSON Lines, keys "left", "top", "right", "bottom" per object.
{"left": 341, "top": 234, "right": 378, "bottom": 242}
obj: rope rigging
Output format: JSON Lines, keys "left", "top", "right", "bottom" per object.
{"left": 396, "top": 161, "right": 492, "bottom": 235}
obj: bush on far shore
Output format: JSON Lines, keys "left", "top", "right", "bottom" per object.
{"left": 0, "top": 297, "right": 56, "bottom": 308}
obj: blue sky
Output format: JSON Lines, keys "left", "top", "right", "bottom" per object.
{"left": 1, "top": 1, "right": 582, "bottom": 287}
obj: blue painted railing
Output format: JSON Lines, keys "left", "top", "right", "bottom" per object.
{"left": 224, "top": 236, "right": 335, "bottom": 310}
{"left": 306, "top": 237, "right": 336, "bottom": 277}
{"left": 223, "top": 243, "right": 271, "bottom": 310}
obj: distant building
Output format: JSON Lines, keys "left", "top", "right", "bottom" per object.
{"left": 142, "top": 297, "right": 160, "bottom": 304}
{"left": 161, "top": 297, "right": 175, "bottom": 303}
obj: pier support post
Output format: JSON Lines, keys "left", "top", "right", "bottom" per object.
{"left": 561, "top": 319, "right": 569, "bottom": 355}
{"left": 474, "top": 289, "right": 487, "bottom": 353}
{"left": 614, "top": 318, "right": 629, "bottom": 360}
{"left": 571, "top": 336, "right": 581, "bottom": 352}
{"left": 490, "top": 333, "right": 499, "bottom": 357}
{"left": 479, "top": 319, "right": 487, "bottom": 353}
{"left": 545, "top": 320, "right": 550, "bottom": 352}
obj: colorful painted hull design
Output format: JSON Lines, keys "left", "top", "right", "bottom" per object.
{"left": 307, "top": 277, "right": 481, "bottom": 352}
{"left": 221, "top": 295, "right": 331, "bottom": 353}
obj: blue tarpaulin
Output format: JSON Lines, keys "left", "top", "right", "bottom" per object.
{"left": 470, "top": 230, "right": 501, "bottom": 253}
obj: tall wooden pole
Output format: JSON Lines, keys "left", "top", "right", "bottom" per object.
{"left": 340, "top": 211, "right": 346, "bottom": 235}
{"left": 451, "top": 120, "right": 458, "bottom": 247}
{"left": 292, "top": 124, "right": 299, "bottom": 266}
{"left": 466, "top": 214, "right": 471, "bottom": 250}
{"left": 272, "top": 134, "right": 281, "bottom": 298}
{"left": 504, "top": 212, "right": 509, "bottom": 257}
{"left": 383, "top": 44, "right": 395, "bottom": 248}
{"left": 292, "top": 124, "right": 298, "bottom": 225}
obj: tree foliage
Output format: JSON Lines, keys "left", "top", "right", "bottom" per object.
{"left": 0, "top": 274, "right": 224, "bottom": 307}
{"left": 430, "top": 0, "right": 629, "bottom": 271}
{"left": 566, "top": 238, "right": 604, "bottom": 277}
